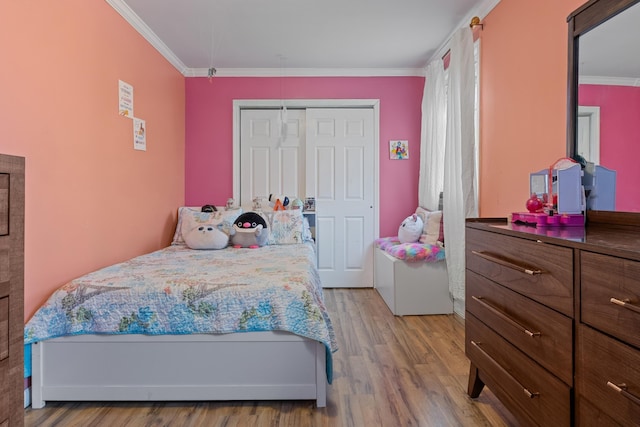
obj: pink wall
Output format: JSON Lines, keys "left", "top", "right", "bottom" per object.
{"left": 479, "top": 0, "right": 586, "bottom": 216}
{"left": 579, "top": 84, "right": 640, "bottom": 211}
{"left": 0, "top": 2, "right": 186, "bottom": 319}
{"left": 185, "top": 76, "right": 425, "bottom": 237}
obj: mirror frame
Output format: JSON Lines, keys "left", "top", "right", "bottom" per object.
{"left": 567, "top": 0, "right": 640, "bottom": 226}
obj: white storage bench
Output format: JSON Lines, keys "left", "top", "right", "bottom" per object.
{"left": 374, "top": 247, "right": 452, "bottom": 316}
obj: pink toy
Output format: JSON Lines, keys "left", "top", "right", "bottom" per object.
{"left": 526, "top": 194, "right": 543, "bottom": 213}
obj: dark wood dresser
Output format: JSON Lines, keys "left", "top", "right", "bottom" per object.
{"left": 465, "top": 217, "right": 640, "bottom": 426}
{"left": 0, "top": 154, "right": 25, "bottom": 427}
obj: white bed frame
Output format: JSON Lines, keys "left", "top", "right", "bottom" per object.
{"left": 31, "top": 331, "right": 327, "bottom": 408}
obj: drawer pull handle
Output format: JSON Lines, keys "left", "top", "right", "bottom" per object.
{"left": 470, "top": 341, "right": 540, "bottom": 399}
{"left": 471, "top": 251, "right": 543, "bottom": 275}
{"left": 472, "top": 296, "right": 541, "bottom": 338}
{"left": 606, "top": 381, "right": 640, "bottom": 406}
{"left": 610, "top": 298, "right": 640, "bottom": 314}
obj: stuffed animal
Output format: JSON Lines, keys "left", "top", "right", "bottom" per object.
{"left": 290, "top": 198, "right": 304, "bottom": 210}
{"left": 230, "top": 212, "right": 269, "bottom": 248}
{"left": 225, "top": 198, "right": 236, "bottom": 210}
{"left": 398, "top": 213, "right": 424, "bottom": 243}
{"left": 183, "top": 215, "right": 229, "bottom": 250}
{"left": 269, "top": 194, "right": 289, "bottom": 210}
{"left": 252, "top": 196, "right": 264, "bottom": 212}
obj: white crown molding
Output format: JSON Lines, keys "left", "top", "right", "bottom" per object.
{"left": 107, "top": 0, "right": 496, "bottom": 78}
{"left": 185, "top": 67, "right": 425, "bottom": 78}
{"left": 428, "top": 0, "right": 501, "bottom": 65}
{"left": 579, "top": 75, "right": 640, "bottom": 86}
{"left": 105, "top": 0, "right": 189, "bottom": 75}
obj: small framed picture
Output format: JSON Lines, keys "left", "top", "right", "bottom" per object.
{"left": 389, "top": 140, "right": 409, "bottom": 160}
{"left": 304, "top": 197, "right": 315, "bottom": 212}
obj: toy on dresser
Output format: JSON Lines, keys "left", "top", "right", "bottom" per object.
{"left": 513, "top": 157, "right": 588, "bottom": 227}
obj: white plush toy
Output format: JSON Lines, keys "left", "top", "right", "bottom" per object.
{"left": 183, "top": 215, "right": 229, "bottom": 250}
{"left": 398, "top": 213, "right": 424, "bottom": 243}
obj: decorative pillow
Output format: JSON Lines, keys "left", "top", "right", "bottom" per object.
{"left": 415, "top": 207, "right": 444, "bottom": 245}
{"left": 171, "top": 206, "right": 242, "bottom": 245}
{"left": 183, "top": 215, "right": 229, "bottom": 250}
{"left": 301, "top": 217, "right": 313, "bottom": 243}
{"left": 266, "top": 210, "right": 307, "bottom": 245}
{"left": 375, "top": 237, "right": 445, "bottom": 262}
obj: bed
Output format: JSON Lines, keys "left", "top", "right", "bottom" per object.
{"left": 25, "top": 208, "right": 337, "bottom": 408}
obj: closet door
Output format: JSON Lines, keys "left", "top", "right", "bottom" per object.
{"left": 306, "top": 108, "right": 375, "bottom": 288}
{"left": 239, "top": 109, "right": 306, "bottom": 207}
{"left": 0, "top": 154, "right": 24, "bottom": 427}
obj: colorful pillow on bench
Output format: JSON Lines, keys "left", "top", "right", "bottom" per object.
{"left": 375, "top": 237, "right": 445, "bottom": 262}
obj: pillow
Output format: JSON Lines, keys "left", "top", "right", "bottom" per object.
{"left": 302, "top": 217, "right": 313, "bottom": 243}
{"left": 374, "top": 237, "right": 445, "bottom": 262}
{"left": 171, "top": 206, "right": 242, "bottom": 245}
{"left": 182, "top": 215, "right": 229, "bottom": 250}
{"left": 415, "top": 207, "right": 444, "bottom": 245}
{"left": 266, "top": 210, "right": 307, "bottom": 245}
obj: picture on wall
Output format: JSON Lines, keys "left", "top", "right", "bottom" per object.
{"left": 304, "top": 197, "right": 315, "bottom": 212}
{"left": 118, "top": 80, "right": 134, "bottom": 118}
{"left": 133, "top": 118, "right": 146, "bottom": 151}
{"left": 389, "top": 140, "right": 409, "bottom": 160}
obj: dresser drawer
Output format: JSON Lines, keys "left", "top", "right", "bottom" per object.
{"left": 466, "top": 228, "right": 574, "bottom": 316}
{"left": 577, "top": 325, "right": 640, "bottom": 426}
{"left": 466, "top": 271, "right": 573, "bottom": 385}
{"left": 576, "top": 394, "right": 620, "bottom": 427}
{"left": 466, "top": 314, "right": 571, "bottom": 426}
{"left": 581, "top": 251, "right": 640, "bottom": 349}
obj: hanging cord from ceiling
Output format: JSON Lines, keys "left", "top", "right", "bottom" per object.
{"left": 208, "top": 7, "right": 217, "bottom": 83}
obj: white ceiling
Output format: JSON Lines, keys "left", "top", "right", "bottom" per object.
{"left": 108, "top": 0, "right": 499, "bottom": 76}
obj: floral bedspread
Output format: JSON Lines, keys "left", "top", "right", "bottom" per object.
{"left": 24, "top": 243, "right": 337, "bottom": 381}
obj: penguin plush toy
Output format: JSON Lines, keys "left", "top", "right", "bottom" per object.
{"left": 230, "top": 212, "right": 269, "bottom": 248}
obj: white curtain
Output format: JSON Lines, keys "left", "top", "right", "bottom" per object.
{"left": 443, "top": 27, "right": 478, "bottom": 316}
{"left": 418, "top": 59, "right": 447, "bottom": 211}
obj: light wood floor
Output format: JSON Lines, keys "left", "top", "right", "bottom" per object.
{"left": 24, "top": 288, "right": 517, "bottom": 427}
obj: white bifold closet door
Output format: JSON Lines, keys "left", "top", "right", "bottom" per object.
{"left": 239, "top": 109, "right": 306, "bottom": 207}
{"left": 240, "top": 107, "right": 374, "bottom": 288}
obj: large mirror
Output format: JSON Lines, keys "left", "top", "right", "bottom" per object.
{"left": 567, "top": 0, "right": 640, "bottom": 214}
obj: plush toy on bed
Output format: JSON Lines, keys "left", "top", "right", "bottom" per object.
{"left": 230, "top": 212, "right": 269, "bottom": 248}
{"left": 398, "top": 213, "right": 424, "bottom": 243}
{"left": 183, "top": 215, "right": 229, "bottom": 250}
{"left": 269, "top": 194, "right": 289, "bottom": 211}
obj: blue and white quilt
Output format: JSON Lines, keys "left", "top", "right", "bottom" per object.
{"left": 24, "top": 243, "right": 337, "bottom": 381}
